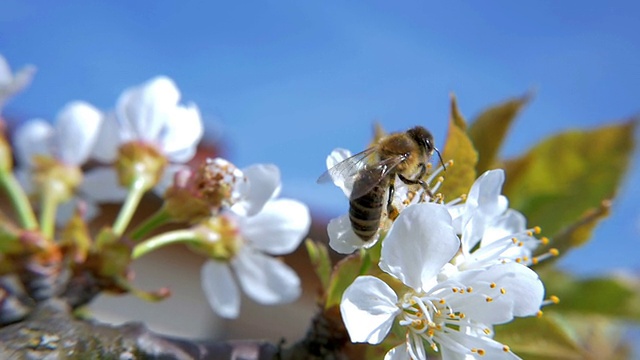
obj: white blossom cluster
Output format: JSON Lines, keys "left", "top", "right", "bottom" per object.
{"left": 325, "top": 148, "right": 547, "bottom": 360}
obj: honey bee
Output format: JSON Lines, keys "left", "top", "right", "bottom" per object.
{"left": 318, "top": 126, "right": 444, "bottom": 241}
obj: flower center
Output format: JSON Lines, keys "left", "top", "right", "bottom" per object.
{"left": 190, "top": 215, "right": 243, "bottom": 261}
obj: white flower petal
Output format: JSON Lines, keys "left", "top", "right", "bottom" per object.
{"left": 440, "top": 332, "right": 520, "bottom": 360}
{"left": 325, "top": 148, "right": 353, "bottom": 197}
{"left": 201, "top": 260, "right": 241, "bottom": 319}
{"left": 55, "top": 101, "right": 103, "bottom": 165}
{"left": 160, "top": 104, "right": 203, "bottom": 162}
{"left": 0, "top": 55, "right": 35, "bottom": 107}
{"left": 241, "top": 199, "right": 310, "bottom": 255}
{"left": 232, "top": 247, "right": 301, "bottom": 305}
{"left": 90, "top": 112, "right": 121, "bottom": 163}
{"left": 327, "top": 214, "right": 377, "bottom": 254}
{"left": 380, "top": 203, "right": 460, "bottom": 290}
{"left": 340, "top": 275, "right": 399, "bottom": 344}
{"left": 13, "top": 119, "right": 54, "bottom": 166}
{"left": 448, "top": 262, "right": 544, "bottom": 323}
{"left": 232, "top": 164, "right": 281, "bottom": 216}
{"left": 384, "top": 344, "right": 411, "bottom": 360}
{"left": 116, "top": 76, "right": 180, "bottom": 142}
{"left": 81, "top": 167, "right": 128, "bottom": 202}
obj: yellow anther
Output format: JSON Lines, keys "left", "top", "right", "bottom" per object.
{"left": 531, "top": 257, "right": 540, "bottom": 265}
{"left": 489, "top": 282, "right": 496, "bottom": 288}
{"left": 485, "top": 297, "right": 493, "bottom": 303}
{"left": 483, "top": 328, "right": 491, "bottom": 335}
{"left": 439, "top": 299, "right": 446, "bottom": 304}
{"left": 518, "top": 241, "right": 524, "bottom": 247}
{"left": 452, "top": 287, "right": 459, "bottom": 293}
{"left": 550, "top": 295, "right": 560, "bottom": 304}
{"left": 459, "top": 312, "right": 466, "bottom": 319}
{"left": 447, "top": 159, "right": 454, "bottom": 166}
{"left": 503, "top": 345, "right": 511, "bottom": 352}
{"left": 533, "top": 226, "right": 541, "bottom": 234}
{"left": 541, "top": 236, "right": 549, "bottom": 245}
{"left": 460, "top": 193, "right": 467, "bottom": 201}
{"left": 500, "top": 288, "right": 507, "bottom": 295}
{"left": 536, "top": 310, "right": 544, "bottom": 318}
{"left": 477, "top": 349, "right": 486, "bottom": 356}
{"left": 511, "top": 237, "right": 518, "bottom": 244}
{"left": 431, "top": 343, "right": 438, "bottom": 351}
{"left": 466, "top": 287, "right": 473, "bottom": 293}
{"left": 515, "top": 258, "right": 522, "bottom": 263}
{"left": 550, "top": 248, "right": 560, "bottom": 256}
{"left": 526, "top": 230, "right": 533, "bottom": 237}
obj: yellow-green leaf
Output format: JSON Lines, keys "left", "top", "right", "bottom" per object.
{"left": 468, "top": 94, "right": 530, "bottom": 173}
{"left": 324, "top": 251, "right": 366, "bottom": 309}
{"left": 539, "top": 199, "right": 611, "bottom": 260}
{"left": 537, "top": 267, "right": 640, "bottom": 322}
{"left": 494, "top": 314, "right": 583, "bottom": 360}
{"left": 305, "top": 239, "right": 332, "bottom": 291}
{"left": 438, "top": 96, "right": 478, "bottom": 200}
{"left": 468, "top": 94, "right": 531, "bottom": 174}
{"left": 503, "top": 120, "right": 636, "bottom": 247}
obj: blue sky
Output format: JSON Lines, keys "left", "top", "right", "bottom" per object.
{"left": 1, "top": 1, "right": 639, "bottom": 275}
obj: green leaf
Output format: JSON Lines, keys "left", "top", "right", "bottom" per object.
{"left": 503, "top": 120, "right": 636, "bottom": 251}
{"left": 539, "top": 199, "right": 611, "bottom": 260}
{"left": 324, "top": 251, "right": 366, "bottom": 309}
{"left": 468, "top": 94, "right": 530, "bottom": 173}
{"left": 496, "top": 312, "right": 633, "bottom": 360}
{"left": 494, "top": 314, "right": 584, "bottom": 360}
{"left": 537, "top": 268, "right": 640, "bottom": 322}
{"left": 305, "top": 239, "right": 332, "bottom": 291}
{"left": 438, "top": 95, "right": 478, "bottom": 200}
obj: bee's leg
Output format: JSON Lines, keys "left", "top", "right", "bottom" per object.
{"left": 398, "top": 165, "right": 434, "bottom": 201}
{"left": 387, "top": 177, "right": 400, "bottom": 221}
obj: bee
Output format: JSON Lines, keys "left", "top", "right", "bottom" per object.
{"left": 318, "top": 126, "right": 444, "bottom": 241}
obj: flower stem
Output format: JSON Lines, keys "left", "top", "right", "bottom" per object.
{"left": 112, "top": 177, "right": 148, "bottom": 237}
{"left": 130, "top": 208, "right": 172, "bottom": 241}
{"left": 132, "top": 229, "right": 199, "bottom": 259}
{"left": 39, "top": 184, "right": 59, "bottom": 239}
{"left": 0, "top": 171, "right": 38, "bottom": 230}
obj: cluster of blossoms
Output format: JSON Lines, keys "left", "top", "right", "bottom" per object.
{"left": 1, "top": 54, "right": 310, "bottom": 320}
{"left": 325, "top": 148, "right": 553, "bottom": 359}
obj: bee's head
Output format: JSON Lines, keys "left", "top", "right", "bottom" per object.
{"left": 408, "top": 126, "right": 446, "bottom": 170}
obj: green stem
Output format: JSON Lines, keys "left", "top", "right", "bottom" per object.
{"left": 39, "top": 184, "right": 58, "bottom": 239}
{"left": 130, "top": 208, "right": 173, "bottom": 241}
{"left": 131, "top": 229, "right": 199, "bottom": 259}
{"left": 0, "top": 171, "right": 38, "bottom": 230}
{"left": 112, "top": 177, "right": 149, "bottom": 237}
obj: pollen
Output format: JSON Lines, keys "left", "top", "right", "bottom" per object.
{"left": 500, "top": 287, "right": 507, "bottom": 295}
{"left": 511, "top": 237, "right": 518, "bottom": 244}
{"left": 550, "top": 248, "right": 560, "bottom": 256}
{"left": 503, "top": 345, "right": 511, "bottom": 352}
{"left": 550, "top": 295, "right": 560, "bottom": 304}
{"left": 533, "top": 226, "right": 541, "bottom": 234}
{"left": 537, "top": 310, "right": 544, "bottom": 318}
{"left": 466, "top": 287, "right": 473, "bottom": 293}
{"left": 541, "top": 236, "right": 550, "bottom": 245}
{"left": 489, "top": 282, "right": 497, "bottom": 288}
{"left": 439, "top": 299, "right": 446, "bottom": 304}
{"left": 485, "top": 296, "right": 493, "bottom": 303}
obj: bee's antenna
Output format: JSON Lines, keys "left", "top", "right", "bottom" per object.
{"left": 434, "top": 147, "right": 446, "bottom": 171}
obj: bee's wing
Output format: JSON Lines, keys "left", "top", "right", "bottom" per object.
{"left": 348, "top": 154, "right": 406, "bottom": 200}
{"left": 317, "top": 147, "right": 378, "bottom": 193}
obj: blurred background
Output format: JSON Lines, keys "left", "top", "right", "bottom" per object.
{"left": 1, "top": 0, "right": 639, "bottom": 344}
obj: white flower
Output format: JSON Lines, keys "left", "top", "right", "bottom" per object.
{"left": 12, "top": 101, "right": 103, "bottom": 221}
{"left": 84, "top": 76, "right": 204, "bottom": 202}
{"left": 0, "top": 54, "right": 36, "bottom": 111}
{"left": 13, "top": 101, "right": 103, "bottom": 168}
{"left": 199, "top": 164, "right": 311, "bottom": 318}
{"left": 341, "top": 203, "right": 544, "bottom": 360}
{"left": 444, "top": 170, "right": 549, "bottom": 276}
